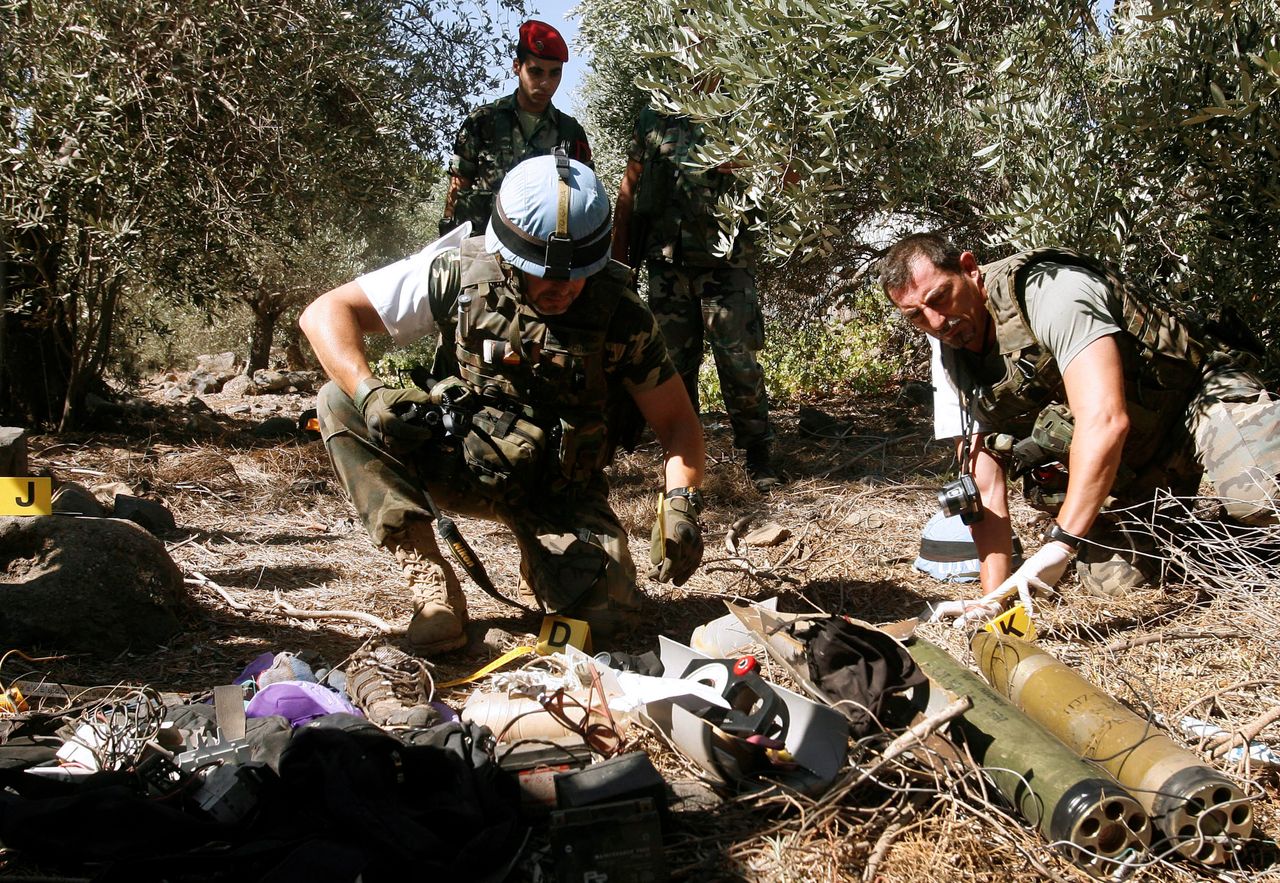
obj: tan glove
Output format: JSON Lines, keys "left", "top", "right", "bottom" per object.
{"left": 356, "top": 379, "right": 435, "bottom": 453}
{"left": 649, "top": 489, "right": 704, "bottom": 586}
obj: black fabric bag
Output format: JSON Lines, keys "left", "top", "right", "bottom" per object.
{"left": 805, "top": 619, "right": 928, "bottom": 739}
{"left": 0, "top": 714, "right": 524, "bottom": 882}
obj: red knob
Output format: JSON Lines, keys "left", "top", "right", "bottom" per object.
{"left": 733, "top": 656, "right": 758, "bottom": 676}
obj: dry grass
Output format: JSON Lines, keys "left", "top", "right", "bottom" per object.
{"left": 8, "top": 384, "right": 1280, "bottom": 882}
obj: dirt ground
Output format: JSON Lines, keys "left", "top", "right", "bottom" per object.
{"left": 8, "top": 376, "right": 1280, "bottom": 882}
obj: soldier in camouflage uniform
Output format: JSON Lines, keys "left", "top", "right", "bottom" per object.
{"left": 440, "top": 20, "right": 593, "bottom": 237}
{"left": 301, "top": 156, "right": 706, "bottom": 655}
{"left": 612, "top": 107, "right": 778, "bottom": 490}
{"left": 881, "top": 232, "right": 1280, "bottom": 612}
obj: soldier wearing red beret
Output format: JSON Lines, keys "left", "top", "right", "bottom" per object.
{"left": 440, "top": 20, "right": 593, "bottom": 237}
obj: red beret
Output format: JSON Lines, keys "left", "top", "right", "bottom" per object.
{"left": 518, "top": 20, "right": 568, "bottom": 63}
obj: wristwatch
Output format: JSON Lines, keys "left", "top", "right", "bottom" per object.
{"left": 1043, "top": 521, "right": 1084, "bottom": 550}
{"left": 665, "top": 486, "right": 705, "bottom": 517}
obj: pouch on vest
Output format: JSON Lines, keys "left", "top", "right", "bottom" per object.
{"left": 557, "top": 414, "right": 609, "bottom": 484}
{"left": 527, "top": 529, "right": 608, "bottom": 613}
{"left": 462, "top": 405, "right": 547, "bottom": 505}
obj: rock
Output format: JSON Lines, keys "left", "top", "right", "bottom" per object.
{"left": 187, "top": 397, "right": 213, "bottom": 413}
{"left": 51, "top": 482, "right": 106, "bottom": 517}
{"left": 284, "top": 371, "right": 318, "bottom": 394}
{"left": 899, "top": 380, "right": 933, "bottom": 407}
{"left": 163, "top": 372, "right": 180, "bottom": 382}
{"left": 114, "top": 495, "right": 177, "bottom": 534}
{"left": 196, "top": 352, "right": 239, "bottom": 374}
{"left": 91, "top": 481, "right": 135, "bottom": 509}
{"left": 798, "top": 406, "right": 850, "bottom": 439}
{"left": 0, "top": 427, "right": 27, "bottom": 477}
{"left": 222, "top": 375, "right": 255, "bottom": 397}
{"left": 0, "top": 516, "right": 187, "bottom": 655}
{"left": 189, "top": 371, "right": 224, "bottom": 395}
{"left": 226, "top": 403, "right": 252, "bottom": 415}
{"left": 743, "top": 522, "right": 791, "bottom": 547}
{"left": 186, "top": 412, "right": 222, "bottom": 435}
{"left": 252, "top": 416, "right": 298, "bottom": 439}
{"left": 481, "top": 627, "right": 519, "bottom": 656}
{"left": 163, "top": 385, "right": 187, "bottom": 401}
{"left": 252, "top": 369, "right": 290, "bottom": 393}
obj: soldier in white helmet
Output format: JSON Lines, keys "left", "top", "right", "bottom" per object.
{"left": 300, "top": 154, "right": 706, "bottom": 654}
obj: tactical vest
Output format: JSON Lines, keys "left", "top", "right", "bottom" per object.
{"left": 454, "top": 98, "right": 589, "bottom": 232}
{"left": 433, "top": 239, "right": 632, "bottom": 487}
{"left": 950, "top": 248, "right": 1208, "bottom": 473}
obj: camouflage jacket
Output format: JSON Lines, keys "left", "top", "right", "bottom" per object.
{"left": 425, "top": 238, "right": 675, "bottom": 483}
{"left": 627, "top": 108, "right": 752, "bottom": 267}
{"left": 946, "top": 248, "right": 1208, "bottom": 473}
{"left": 449, "top": 91, "right": 593, "bottom": 232}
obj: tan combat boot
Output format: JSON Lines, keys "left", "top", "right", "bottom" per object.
{"left": 385, "top": 519, "right": 469, "bottom": 654}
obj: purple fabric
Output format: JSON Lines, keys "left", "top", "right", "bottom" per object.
{"left": 246, "top": 680, "right": 364, "bottom": 727}
{"left": 235, "top": 651, "right": 277, "bottom": 687}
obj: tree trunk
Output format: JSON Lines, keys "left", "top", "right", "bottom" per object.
{"left": 244, "top": 305, "right": 281, "bottom": 375}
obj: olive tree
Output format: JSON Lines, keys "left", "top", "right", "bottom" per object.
{"left": 574, "top": 0, "right": 1280, "bottom": 368}
{"left": 1, "top": 0, "right": 524, "bottom": 426}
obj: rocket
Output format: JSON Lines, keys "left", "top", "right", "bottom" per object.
{"left": 971, "top": 630, "right": 1253, "bottom": 865}
{"left": 907, "top": 636, "right": 1150, "bottom": 876}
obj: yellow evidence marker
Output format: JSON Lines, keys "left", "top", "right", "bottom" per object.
{"left": 0, "top": 477, "right": 52, "bottom": 516}
{"left": 984, "top": 602, "right": 1036, "bottom": 642}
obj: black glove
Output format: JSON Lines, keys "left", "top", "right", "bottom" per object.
{"left": 649, "top": 490, "right": 704, "bottom": 586}
{"left": 438, "top": 216, "right": 457, "bottom": 238}
{"left": 355, "top": 379, "right": 435, "bottom": 453}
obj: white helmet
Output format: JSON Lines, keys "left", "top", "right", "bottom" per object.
{"left": 484, "top": 152, "right": 612, "bottom": 280}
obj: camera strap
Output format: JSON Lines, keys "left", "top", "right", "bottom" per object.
{"left": 958, "top": 381, "right": 978, "bottom": 478}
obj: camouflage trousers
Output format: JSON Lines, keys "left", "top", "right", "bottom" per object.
{"left": 646, "top": 259, "right": 773, "bottom": 448}
{"left": 316, "top": 382, "right": 641, "bottom": 635}
{"left": 1032, "top": 359, "right": 1280, "bottom": 526}
{"left": 1185, "top": 360, "right": 1280, "bottom": 525}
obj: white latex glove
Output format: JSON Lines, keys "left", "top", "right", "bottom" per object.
{"left": 981, "top": 541, "right": 1073, "bottom": 622}
{"left": 920, "top": 542, "right": 1073, "bottom": 628}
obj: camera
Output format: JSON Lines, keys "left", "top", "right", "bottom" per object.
{"left": 938, "top": 473, "right": 983, "bottom": 524}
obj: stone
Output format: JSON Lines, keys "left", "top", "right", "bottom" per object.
{"left": 0, "top": 428, "right": 27, "bottom": 478}
{"left": 186, "top": 412, "right": 222, "bottom": 435}
{"left": 163, "top": 385, "right": 186, "bottom": 401}
{"left": 189, "top": 371, "right": 224, "bottom": 395}
{"left": 252, "top": 416, "right": 298, "bottom": 439}
{"left": 798, "top": 406, "right": 850, "bottom": 439}
{"left": 222, "top": 375, "right": 254, "bottom": 397}
{"left": 91, "top": 481, "right": 135, "bottom": 509}
{"left": 114, "top": 495, "right": 177, "bottom": 534}
{"left": 227, "top": 404, "right": 252, "bottom": 415}
{"left": 0, "top": 515, "right": 188, "bottom": 655}
{"left": 742, "top": 522, "right": 791, "bottom": 547}
{"left": 196, "top": 352, "right": 239, "bottom": 374}
{"left": 252, "top": 369, "right": 290, "bottom": 393}
{"left": 187, "top": 397, "right": 213, "bottom": 413}
{"left": 52, "top": 482, "right": 106, "bottom": 517}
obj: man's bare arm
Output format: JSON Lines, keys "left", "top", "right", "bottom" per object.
{"left": 630, "top": 374, "right": 705, "bottom": 492}
{"left": 1056, "top": 334, "right": 1129, "bottom": 539}
{"left": 611, "top": 159, "right": 644, "bottom": 265}
{"left": 442, "top": 173, "right": 473, "bottom": 221}
{"left": 964, "top": 435, "right": 1015, "bottom": 592}
{"left": 298, "top": 281, "right": 388, "bottom": 396}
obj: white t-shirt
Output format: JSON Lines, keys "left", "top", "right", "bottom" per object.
{"left": 356, "top": 223, "right": 473, "bottom": 346}
{"left": 931, "top": 261, "right": 1120, "bottom": 439}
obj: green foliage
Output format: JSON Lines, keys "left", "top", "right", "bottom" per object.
{"left": 1, "top": 0, "right": 525, "bottom": 426}
{"left": 371, "top": 340, "right": 439, "bottom": 390}
{"left": 575, "top": 0, "right": 1280, "bottom": 375}
{"left": 698, "top": 285, "right": 911, "bottom": 404}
